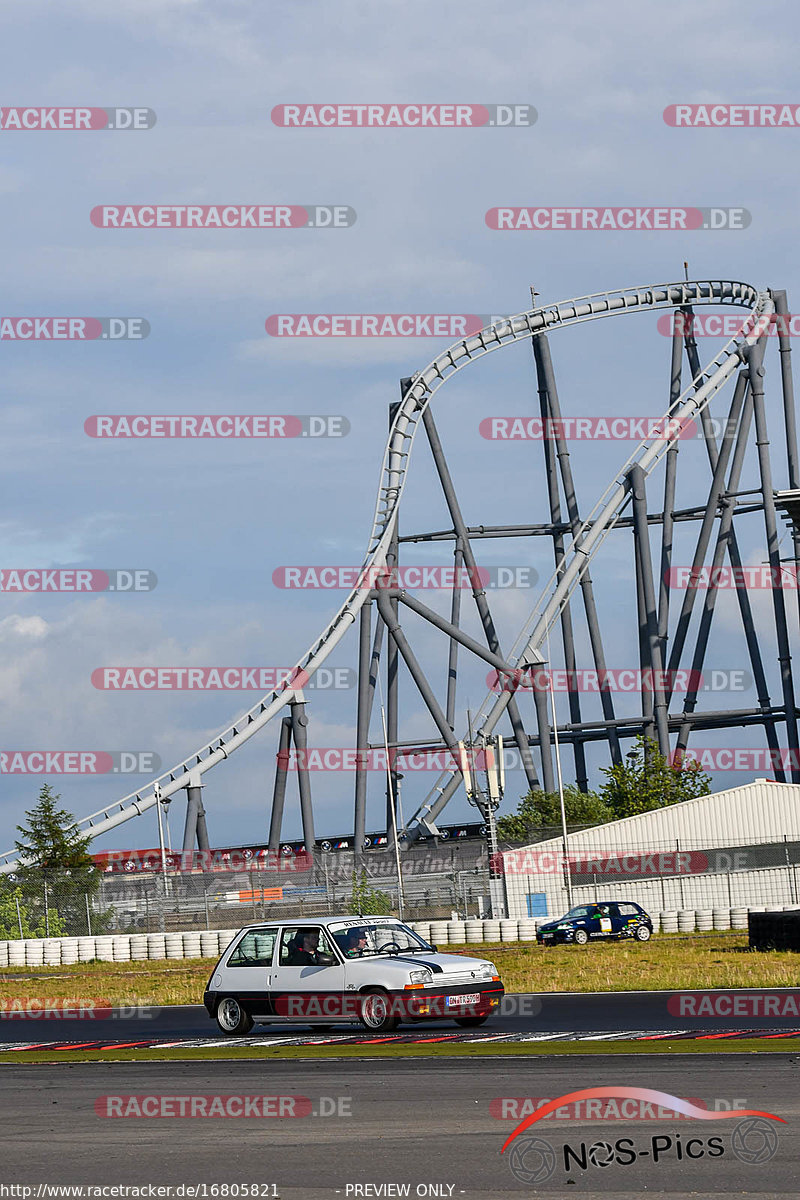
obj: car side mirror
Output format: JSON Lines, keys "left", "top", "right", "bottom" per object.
{"left": 430, "top": 945, "right": 437, "bottom": 953}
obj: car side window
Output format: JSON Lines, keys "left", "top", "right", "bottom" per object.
{"left": 278, "top": 926, "right": 338, "bottom": 966}
{"left": 618, "top": 903, "right": 638, "bottom": 916}
{"left": 228, "top": 928, "right": 278, "bottom": 967}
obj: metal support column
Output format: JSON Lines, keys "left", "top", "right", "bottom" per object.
{"left": 657, "top": 308, "right": 686, "bottom": 665}
{"left": 268, "top": 716, "right": 292, "bottom": 851}
{"left": 182, "top": 769, "right": 208, "bottom": 853}
{"left": 532, "top": 333, "right": 588, "bottom": 787}
{"left": 354, "top": 600, "right": 373, "bottom": 861}
{"left": 747, "top": 341, "right": 800, "bottom": 779}
{"left": 445, "top": 538, "right": 464, "bottom": 727}
{"left": 290, "top": 699, "right": 316, "bottom": 850}
{"left": 629, "top": 465, "right": 670, "bottom": 754}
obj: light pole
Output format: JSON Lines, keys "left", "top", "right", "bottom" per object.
{"left": 543, "top": 628, "right": 573, "bottom": 909}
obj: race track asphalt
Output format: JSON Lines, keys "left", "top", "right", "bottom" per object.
{"left": 2, "top": 988, "right": 800, "bottom": 1043}
{"left": 0, "top": 1056, "right": 797, "bottom": 1197}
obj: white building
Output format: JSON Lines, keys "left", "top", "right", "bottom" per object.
{"left": 501, "top": 779, "right": 800, "bottom": 919}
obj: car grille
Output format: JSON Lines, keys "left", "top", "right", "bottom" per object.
{"left": 431, "top": 970, "right": 486, "bottom": 986}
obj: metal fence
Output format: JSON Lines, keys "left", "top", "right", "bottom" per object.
{"left": 6, "top": 829, "right": 800, "bottom": 938}
{"left": 0, "top": 840, "right": 492, "bottom": 937}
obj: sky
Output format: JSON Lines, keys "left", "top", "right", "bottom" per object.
{"left": 2, "top": 0, "right": 800, "bottom": 857}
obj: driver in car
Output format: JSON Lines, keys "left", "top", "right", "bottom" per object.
{"left": 287, "top": 929, "right": 321, "bottom": 965}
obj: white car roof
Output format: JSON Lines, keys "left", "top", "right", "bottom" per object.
{"left": 234, "top": 915, "right": 405, "bottom": 931}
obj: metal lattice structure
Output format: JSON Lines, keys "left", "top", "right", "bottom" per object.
{"left": 3, "top": 279, "right": 799, "bottom": 873}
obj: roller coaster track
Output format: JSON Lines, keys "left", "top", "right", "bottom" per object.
{"left": 0, "top": 280, "right": 775, "bottom": 871}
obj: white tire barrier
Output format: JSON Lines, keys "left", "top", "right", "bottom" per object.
{"left": 60, "top": 938, "right": 80, "bottom": 965}
{"left": 217, "top": 929, "right": 238, "bottom": 953}
{"left": 414, "top": 922, "right": 432, "bottom": 944}
{"left": 447, "top": 921, "right": 466, "bottom": 944}
{"left": 730, "top": 907, "right": 749, "bottom": 930}
{"left": 130, "top": 935, "right": 149, "bottom": 961}
{"left": 712, "top": 907, "right": 732, "bottom": 931}
{"left": 112, "top": 936, "right": 132, "bottom": 962}
{"left": 43, "top": 939, "right": 63, "bottom": 966}
{"left": 695, "top": 909, "right": 714, "bottom": 932}
{"left": 482, "top": 920, "right": 502, "bottom": 942}
{"left": 78, "top": 937, "right": 97, "bottom": 962}
{"left": 25, "top": 940, "right": 45, "bottom": 966}
{"left": 465, "top": 920, "right": 484, "bottom": 943}
{"left": 429, "top": 921, "right": 449, "bottom": 947}
{"left": 94, "top": 937, "right": 116, "bottom": 962}
{"left": 517, "top": 918, "right": 538, "bottom": 941}
{"left": 164, "top": 933, "right": 184, "bottom": 959}
{"left": 500, "top": 919, "right": 519, "bottom": 942}
{"left": 182, "top": 932, "right": 203, "bottom": 959}
{"left": 146, "top": 933, "right": 167, "bottom": 960}
{"left": 678, "top": 909, "right": 697, "bottom": 933}
{"left": 0, "top": 941, "right": 8, "bottom": 967}
{"left": 8, "top": 942, "right": 25, "bottom": 966}
{"left": 200, "top": 932, "right": 220, "bottom": 957}
{"left": 660, "top": 910, "right": 679, "bottom": 933}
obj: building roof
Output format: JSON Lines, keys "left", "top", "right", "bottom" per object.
{"left": 503, "top": 778, "right": 800, "bottom": 859}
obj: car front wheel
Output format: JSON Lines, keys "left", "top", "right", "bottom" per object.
{"left": 573, "top": 928, "right": 589, "bottom": 945}
{"left": 634, "top": 925, "right": 652, "bottom": 941}
{"left": 215, "top": 996, "right": 254, "bottom": 1036}
{"left": 358, "top": 989, "right": 400, "bottom": 1033}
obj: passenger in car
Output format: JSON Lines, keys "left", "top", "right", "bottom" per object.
{"left": 340, "top": 928, "right": 368, "bottom": 957}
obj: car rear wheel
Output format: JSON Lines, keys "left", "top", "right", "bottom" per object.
{"left": 215, "top": 997, "right": 254, "bottom": 1036}
{"left": 634, "top": 925, "right": 652, "bottom": 941}
{"left": 573, "top": 929, "right": 589, "bottom": 945}
{"left": 455, "top": 1014, "right": 489, "bottom": 1028}
{"left": 358, "top": 989, "right": 400, "bottom": 1033}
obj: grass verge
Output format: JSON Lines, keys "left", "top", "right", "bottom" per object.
{"left": 0, "top": 932, "right": 797, "bottom": 1005}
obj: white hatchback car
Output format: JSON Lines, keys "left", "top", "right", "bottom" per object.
{"left": 204, "top": 916, "right": 504, "bottom": 1034}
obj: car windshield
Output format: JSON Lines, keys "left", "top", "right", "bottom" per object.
{"left": 563, "top": 906, "right": 592, "bottom": 919}
{"left": 330, "top": 921, "right": 432, "bottom": 957}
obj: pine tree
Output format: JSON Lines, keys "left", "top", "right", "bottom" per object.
{"left": 14, "top": 784, "right": 100, "bottom": 933}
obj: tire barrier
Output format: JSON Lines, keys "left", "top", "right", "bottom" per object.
{"left": 0, "top": 907, "right": 794, "bottom": 965}
{"left": 712, "top": 907, "right": 732, "bottom": 931}
{"left": 749, "top": 908, "right": 800, "bottom": 951}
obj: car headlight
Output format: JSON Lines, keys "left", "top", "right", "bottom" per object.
{"left": 409, "top": 969, "right": 433, "bottom": 984}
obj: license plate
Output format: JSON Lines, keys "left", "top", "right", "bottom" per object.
{"left": 541, "top": 933, "right": 554, "bottom": 938}
{"left": 446, "top": 993, "right": 480, "bottom": 1006}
